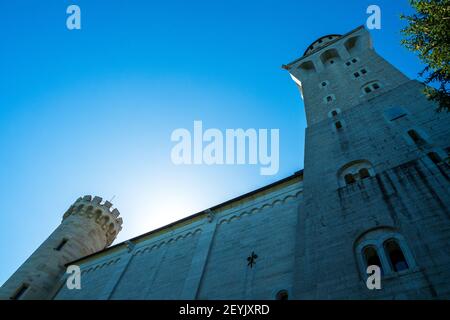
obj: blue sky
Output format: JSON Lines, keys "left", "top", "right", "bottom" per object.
{"left": 0, "top": 0, "right": 422, "bottom": 285}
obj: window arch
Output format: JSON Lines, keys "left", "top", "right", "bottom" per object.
{"left": 297, "top": 60, "right": 316, "bottom": 73}
{"left": 355, "top": 228, "right": 416, "bottom": 278}
{"left": 344, "top": 36, "right": 360, "bottom": 54}
{"left": 337, "top": 160, "right": 374, "bottom": 187}
{"left": 320, "top": 48, "right": 341, "bottom": 67}
{"left": 362, "top": 81, "right": 381, "bottom": 94}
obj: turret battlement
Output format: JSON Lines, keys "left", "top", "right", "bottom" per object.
{"left": 62, "top": 195, "right": 123, "bottom": 246}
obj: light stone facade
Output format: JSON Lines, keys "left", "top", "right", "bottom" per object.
{"left": 1, "top": 26, "right": 449, "bottom": 300}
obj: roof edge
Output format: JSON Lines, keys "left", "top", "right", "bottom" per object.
{"left": 282, "top": 25, "right": 366, "bottom": 70}
{"left": 66, "top": 169, "right": 304, "bottom": 266}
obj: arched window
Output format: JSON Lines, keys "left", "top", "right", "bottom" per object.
{"left": 355, "top": 228, "right": 415, "bottom": 278}
{"left": 362, "top": 246, "right": 383, "bottom": 274}
{"left": 275, "top": 290, "right": 289, "bottom": 300}
{"left": 344, "top": 173, "right": 355, "bottom": 185}
{"left": 338, "top": 160, "right": 374, "bottom": 187}
{"left": 384, "top": 239, "right": 409, "bottom": 272}
{"left": 359, "top": 168, "right": 370, "bottom": 179}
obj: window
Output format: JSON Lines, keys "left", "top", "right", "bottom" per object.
{"left": 319, "top": 80, "right": 330, "bottom": 89}
{"left": 10, "top": 284, "right": 29, "bottom": 300}
{"left": 344, "top": 173, "right": 355, "bottom": 185}
{"left": 338, "top": 160, "right": 374, "bottom": 187}
{"left": 361, "top": 68, "right": 367, "bottom": 75}
{"left": 355, "top": 228, "right": 416, "bottom": 279}
{"left": 384, "top": 239, "right": 409, "bottom": 272}
{"left": 363, "top": 246, "right": 383, "bottom": 274}
{"left": 55, "top": 239, "right": 68, "bottom": 251}
{"left": 428, "top": 152, "right": 442, "bottom": 164}
{"left": 359, "top": 168, "right": 370, "bottom": 179}
{"left": 345, "top": 57, "right": 359, "bottom": 66}
{"left": 335, "top": 121, "right": 343, "bottom": 129}
{"left": 328, "top": 108, "right": 341, "bottom": 118}
{"left": 276, "top": 290, "right": 289, "bottom": 300}
{"left": 362, "top": 81, "right": 381, "bottom": 94}
{"left": 354, "top": 72, "right": 360, "bottom": 78}
{"left": 324, "top": 94, "right": 336, "bottom": 104}
{"left": 407, "top": 129, "right": 422, "bottom": 144}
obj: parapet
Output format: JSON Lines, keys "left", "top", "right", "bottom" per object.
{"left": 62, "top": 195, "right": 123, "bottom": 246}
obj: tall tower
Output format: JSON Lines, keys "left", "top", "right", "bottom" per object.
{"left": 284, "top": 26, "right": 450, "bottom": 299}
{"left": 0, "top": 195, "right": 123, "bottom": 300}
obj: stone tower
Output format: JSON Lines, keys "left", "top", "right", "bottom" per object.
{"left": 284, "top": 26, "right": 450, "bottom": 299}
{"left": 0, "top": 195, "right": 122, "bottom": 300}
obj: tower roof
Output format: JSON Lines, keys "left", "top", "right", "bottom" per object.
{"left": 282, "top": 25, "right": 365, "bottom": 70}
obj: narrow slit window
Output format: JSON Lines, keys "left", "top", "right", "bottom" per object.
{"left": 407, "top": 130, "right": 422, "bottom": 144}
{"left": 428, "top": 152, "right": 442, "bottom": 164}
{"left": 55, "top": 239, "right": 68, "bottom": 251}
{"left": 11, "top": 284, "right": 29, "bottom": 300}
{"left": 372, "top": 83, "right": 380, "bottom": 90}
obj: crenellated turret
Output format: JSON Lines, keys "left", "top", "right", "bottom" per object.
{"left": 0, "top": 195, "right": 123, "bottom": 300}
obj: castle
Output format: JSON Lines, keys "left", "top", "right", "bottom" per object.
{"left": 1, "top": 26, "right": 449, "bottom": 300}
